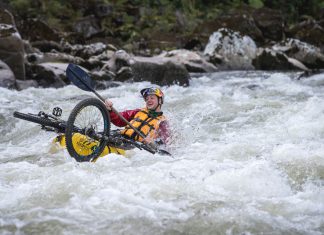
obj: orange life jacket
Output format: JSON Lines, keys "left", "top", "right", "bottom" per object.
{"left": 120, "top": 108, "right": 165, "bottom": 142}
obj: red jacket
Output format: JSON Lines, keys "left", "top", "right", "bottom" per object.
{"left": 109, "top": 109, "right": 171, "bottom": 144}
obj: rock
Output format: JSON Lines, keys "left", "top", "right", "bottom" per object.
{"left": 23, "top": 40, "right": 41, "bottom": 54}
{"left": 0, "top": 60, "right": 15, "bottom": 89}
{"left": 28, "top": 63, "right": 67, "bottom": 88}
{"left": 102, "top": 50, "right": 132, "bottom": 73}
{"left": 130, "top": 57, "right": 190, "bottom": 86}
{"left": 204, "top": 28, "right": 257, "bottom": 70}
{"left": 71, "top": 42, "right": 107, "bottom": 59}
{"left": 272, "top": 38, "right": 324, "bottom": 69}
{"left": 90, "top": 70, "right": 115, "bottom": 81}
{"left": 286, "top": 20, "right": 324, "bottom": 49}
{"left": 116, "top": 67, "right": 133, "bottom": 82}
{"left": 287, "top": 57, "right": 309, "bottom": 71}
{"left": 0, "top": 9, "right": 25, "bottom": 80}
{"left": 193, "top": 9, "right": 263, "bottom": 46}
{"left": 252, "top": 7, "right": 285, "bottom": 41}
{"left": 15, "top": 79, "right": 38, "bottom": 90}
{"left": 103, "top": 50, "right": 190, "bottom": 86}
{"left": 252, "top": 48, "right": 309, "bottom": 70}
{"left": 94, "top": 80, "right": 120, "bottom": 90}
{"left": 31, "top": 40, "right": 63, "bottom": 53}
{"left": 17, "top": 18, "right": 60, "bottom": 42}
{"left": 158, "top": 49, "right": 218, "bottom": 73}
{"left": 26, "top": 52, "right": 84, "bottom": 65}
{"left": 183, "top": 38, "right": 203, "bottom": 51}
{"left": 73, "top": 15, "right": 102, "bottom": 39}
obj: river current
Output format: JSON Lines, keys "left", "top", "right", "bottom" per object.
{"left": 0, "top": 71, "right": 323, "bottom": 234}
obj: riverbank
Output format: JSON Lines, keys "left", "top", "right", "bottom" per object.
{"left": 0, "top": 2, "right": 324, "bottom": 90}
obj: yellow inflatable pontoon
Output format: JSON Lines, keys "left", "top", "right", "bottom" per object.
{"left": 54, "top": 133, "right": 126, "bottom": 158}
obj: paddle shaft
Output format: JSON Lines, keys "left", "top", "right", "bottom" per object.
{"left": 69, "top": 67, "right": 155, "bottom": 149}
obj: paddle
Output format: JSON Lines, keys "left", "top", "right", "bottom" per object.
{"left": 66, "top": 63, "right": 171, "bottom": 156}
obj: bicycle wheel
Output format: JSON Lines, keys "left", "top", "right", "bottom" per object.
{"left": 13, "top": 111, "right": 61, "bottom": 129}
{"left": 65, "top": 98, "right": 110, "bottom": 162}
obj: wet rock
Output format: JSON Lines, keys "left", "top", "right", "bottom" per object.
{"left": 71, "top": 42, "right": 107, "bottom": 59}
{"left": 272, "top": 38, "right": 324, "bottom": 69}
{"left": 94, "top": 80, "right": 120, "bottom": 90}
{"left": 103, "top": 50, "right": 190, "bottom": 86}
{"left": 102, "top": 50, "right": 132, "bottom": 74}
{"left": 83, "top": 49, "right": 115, "bottom": 70}
{"left": 116, "top": 67, "right": 133, "bottom": 82}
{"left": 90, "top": 70, "right": 115, "bottom": 81}
{"left": 15, "top": 79, "right": 38, "bottom": 90}
{"left": 0, "top": 9, "right": 25, "bottom": 80}
{"left": 23, "top": 40, "right": 41, "bottom": 54}
{"left": 26, "top": 52, "right": 84, "bottom": 65}
{"left": 130, "top": 57, "right": 190, "bottom": 86}
{"left": 28, "top": 63, "right": 67, "bottom": 88}
{"left": 158, "top": 49, "right": 217, "bottom": 73}
{"left": 0, "top": 60, "right": 15, "bottom": 89}
{"left": 31, "top": 40, "right": 63, "bottom": 53}
{"left": 183, "top": 38, "right": 203, "bottom": 51}
{"left": 204, "top": 28, "right": 257, "bottom": 70}
{"left": 286, "top": 20, "right": 324, "bottom": 49}
{"left": 252, "top": 48, "right": 309, "bottom": 71}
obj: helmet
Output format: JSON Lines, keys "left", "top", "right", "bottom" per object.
{"left": 140, "top": 87, "right": 164, "bottom": 104}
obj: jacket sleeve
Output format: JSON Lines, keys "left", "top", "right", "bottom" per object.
{"left": 156, "top": 120, "right": 171, "bottom": 145}
{"left": 109, "top": 109, "right": 140, "bottom": 127}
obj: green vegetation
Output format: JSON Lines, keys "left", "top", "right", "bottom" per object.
{"left": 3, "top": 0, "right": 324, "bottom": 45}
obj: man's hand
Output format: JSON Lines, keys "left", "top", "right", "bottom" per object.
{"left": 105, "top": 99, "right": 113, "bottom": 111}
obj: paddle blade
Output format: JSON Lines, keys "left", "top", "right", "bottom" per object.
{"left": 66, "top": 64, "right": 94, "bottom": 92}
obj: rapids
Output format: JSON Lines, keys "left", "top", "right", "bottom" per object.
{"left": 0, "top": 71, "right": 323, "bottom": 234}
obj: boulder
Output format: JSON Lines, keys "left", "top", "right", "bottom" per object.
{"left": 26, "top": 52, "right": 84, "bottom": 65}
{"left": 158, "top": 49, "right": 217, "bottom": 73}
{"left": 28, "top": 63, "right": 67, "bottom": 88}
{"left": 252, "top": 48, "right": 309, "bottom": 71}
{"left": 204, "top": 28, "right": 257, "bottom": 70}
{"left": 0, "top": 9, "right": 25, "bottom": 80}
{"left": 286, "top": 20, "right": 324, "bottom": 49}
{"left": 103, "top": 50, "right": 190, "bottom": 86}
{"left": 17, "top": 19, "right": 60, "bottom": 42}
{"left": 83, "top": 50, "right": 115, "bottom": 70}
{"left": 130, "top": 57, "right": 190, "bottom": 86}
{"left": 90, "top": 70, "right": 115, "bottom": 81}
{"left": 272, "top": 38, "right": 324, "bottom": 69}
{"left": 102, "top": 50, "right": 132, "bottom": 74}
{"left": 31, "top": 40, "right": 63, "bottom": 53}
{"left": 0, "top": 60, "right": 15, "bottom": 89}
{"left": 70, "top": 42, "right": 108, "bottom": 59}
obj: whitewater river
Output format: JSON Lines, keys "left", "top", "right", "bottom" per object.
{"left": 0, "top": 71, "right": 323, "bottom": 234}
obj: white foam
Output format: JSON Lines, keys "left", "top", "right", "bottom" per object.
{"left": 1, "top": 71, "right": 323, "bottom": 234}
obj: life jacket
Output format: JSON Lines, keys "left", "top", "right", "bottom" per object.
{"left": 120, "top": 108, "right": 165, "bottom": 142}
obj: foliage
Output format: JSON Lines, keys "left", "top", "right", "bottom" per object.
{"left": 5, "top": 0, "right": 324, "bottom": 45}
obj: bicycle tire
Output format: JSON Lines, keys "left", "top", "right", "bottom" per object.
{"left": 65, "top": 98, "right": 110, "bottom": 162}
{"left": 13, "top": 111, "right": 61, "bottom": 129}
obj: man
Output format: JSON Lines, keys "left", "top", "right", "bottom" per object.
{"left": 105, "top": 87, "right": 170, "bottom": 146}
